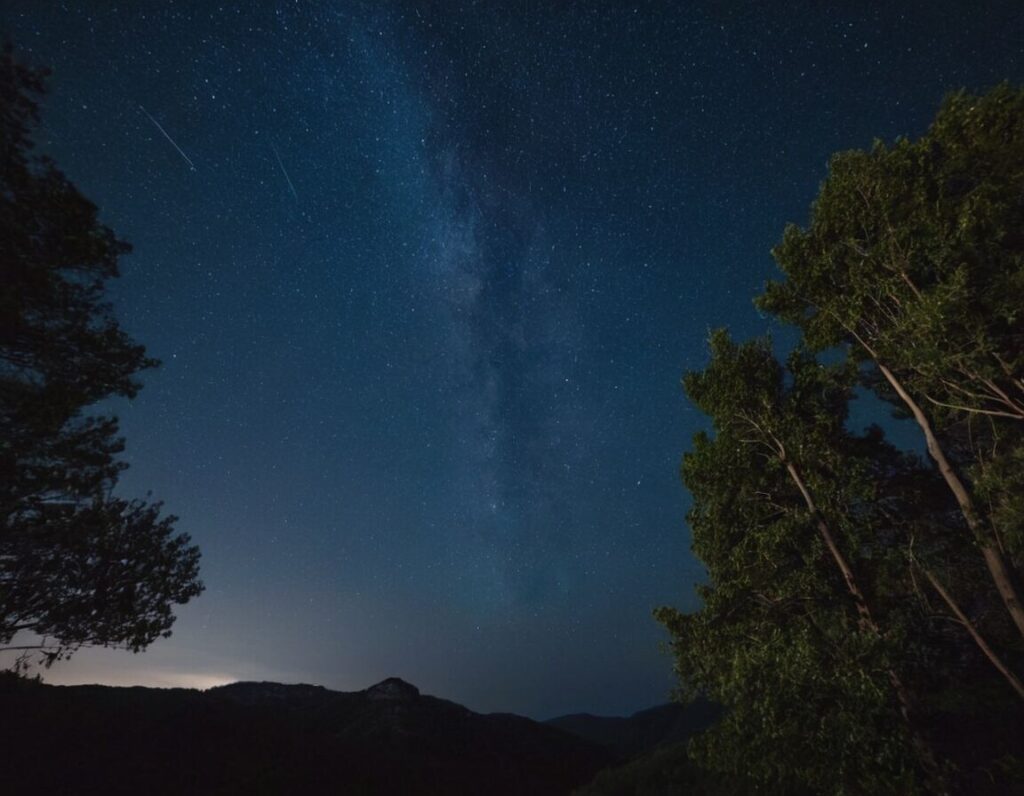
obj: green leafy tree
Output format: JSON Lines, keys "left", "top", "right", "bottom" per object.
{"left": 656, "top": 331, "right": 945, "bottom": 793}
{"left": 758, "top": 84, "right": 1024, "bottom": 639}
{"left": 656, "top": 83, "right": 1024, "bottom": 795}
{"left": 0, "top": 48, "right": 202, "bottom": 665}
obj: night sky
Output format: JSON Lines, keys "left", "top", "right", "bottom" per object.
{"left": 3, "top": 1, "right": 1022, "bottom": 719}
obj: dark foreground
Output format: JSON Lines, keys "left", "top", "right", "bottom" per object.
{"left": 1, "top": 674, "right": 613, "bottom": 794}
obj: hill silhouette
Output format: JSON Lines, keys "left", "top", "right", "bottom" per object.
{"left": 0, "top": 673, "right": 610, "bottom": 794}
{"left": 545, "top": 698, "right": 719, "bottom": 759}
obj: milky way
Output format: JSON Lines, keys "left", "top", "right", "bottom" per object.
{"left": 2, "top": 1, "right": 1021, "bottom": 717}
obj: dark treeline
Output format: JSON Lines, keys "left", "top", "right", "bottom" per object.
{"left": 655, "top": 85, "right": 1024, "bottom": 794}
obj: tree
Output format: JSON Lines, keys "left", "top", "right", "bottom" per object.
{"left": 0, "top": 48, "right": 202, "bottom": 666}
{"left": 657, "top": 332, "right": 949, "bottom": 793}
{"left": 758, "top": 84, "right": 1024, "bottom": 639}
{"left": 657, "top": 86, "right": 1024, "bottom": 794}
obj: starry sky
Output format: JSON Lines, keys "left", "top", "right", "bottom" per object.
{"left": 2, "top": 1, "right": 1022, "bottom": 718}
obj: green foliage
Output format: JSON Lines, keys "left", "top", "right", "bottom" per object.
{"left": 758, "top": 85, "right": 1024, "bottom": 563}
{"left": 760, "top": 85, "right": 1024, "bottom": 393}
{"left": 659, "top": 84, "right": 1024, "bottom": 795}
{"left": 660, "top": 332, "right": 936, "bottom": 793}
{"left": 755, "top": 81, "right": 1024, "bottom": 640}
{"left": 0, "top": 48, "right": 202, "bottom": 663}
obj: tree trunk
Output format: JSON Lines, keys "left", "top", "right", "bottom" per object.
{"left": 782, "top": 459, "right": 947, "bottom": 793}
{"left": 917, "top": 565, "right": 1024, "bottom": 701}
{"left": 784, "top": 462, "right": 877, "bottom": 630}
{"left": 874, "top": 361, "right": 1024, "bottom": 641}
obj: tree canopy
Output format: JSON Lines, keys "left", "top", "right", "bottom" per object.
{"left": 759, "top": 84, "right": 1024, "bottom": 637}
{"left": 0, "top": 48, "right": 202, "bottom": 666}
{"left": 659, "top": 334, "right": 943, "bottom": 792}
{"left": 660, "top": 85, "right": 1024, "bottom": 794}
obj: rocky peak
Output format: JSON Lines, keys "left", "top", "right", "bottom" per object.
{"left": 365, "top": 677, "right": 420, "bottom": 701}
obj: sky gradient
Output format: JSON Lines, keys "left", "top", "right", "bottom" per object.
{"left": 2, "top": 1, "right": 1022, "bottom": 718}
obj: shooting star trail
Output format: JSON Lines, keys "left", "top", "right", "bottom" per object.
{"left": 139, "top": 105, "right": 196, "bottom": 170}
{"left": 271, "top": 143, "right": 299, "bottom": 201}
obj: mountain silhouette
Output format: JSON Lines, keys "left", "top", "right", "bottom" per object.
{"left": 0, "top": 673, "right": 610, "bottom": 794}
{"left": 545, "top": 698, "right": 720, "bottom": 758}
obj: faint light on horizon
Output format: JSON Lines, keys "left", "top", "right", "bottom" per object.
{"left": 146, "top": 671, "right": 238, "bottom": 690}
{"left": 45, "top": 667, "right": 238, "bottom": 691}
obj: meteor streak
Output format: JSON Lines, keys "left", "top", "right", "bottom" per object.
{"left": 271, "top": 142, "right": 299, "bottom": 200}
{"left": 140, "top": 104, "right": 196, "bottom": 170}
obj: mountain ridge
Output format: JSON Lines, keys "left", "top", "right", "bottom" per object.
{"left": 0, "top": 673, "right": 611, "bottom": 794}
{"left": 545, "top": 698, "right": 720, "bottom": 759}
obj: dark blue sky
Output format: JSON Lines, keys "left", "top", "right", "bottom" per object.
{"left": 3, "top": 1, "right": 1021, "bottom": 718}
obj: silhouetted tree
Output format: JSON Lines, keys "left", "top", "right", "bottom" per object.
{"left": 0, "top": 47, "right": 202, "bottom": 665}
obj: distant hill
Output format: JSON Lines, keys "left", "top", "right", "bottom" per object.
{"left": 545, "top": 698, "right": 720, "bottom": 759}
{"left": 546, "top": 699, "right": 741, "bottom": 796}
{"left": 0, "top": 673, "right": 611, "bottom": 795}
